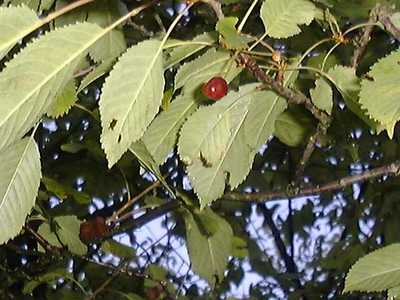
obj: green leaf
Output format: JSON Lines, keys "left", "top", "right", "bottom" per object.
{"left": 185, "top": 208, "right": 233, "bottom": 286}
{"left": 37, "top": 222, "right": 62, "bottom": 251}
{"left": 174, "top": 48, "right": 241, "bottom": 92}
{"left": 0, "top": 22, "right": 105, "bottom": 152}
{"left": 102, "top": 239, "right": 135, "bottom": 258}
{"left": 99, "top": 39, "right": 164, "bottom": 167}
{"left": 142, "top": 93, "right": 198, "bottom": 165}
{"left": 53, "top": 0, "right": 87, "bottom": 27}
{"left": 42, "top": 176, "right": 91, "bottom": 204}
{"left": 47, "top": 80, "right": 78, "bottom": 118}
{"left": 77, "top": 58, "right": 115, "bottom": 93}
{"left": 275, "top": 109, "right": 314, "bottom": 147}
{"left": 344, "top": 243, "right": 400, "bottom": 293}
{"left": 216, "top": 17, "right": 254, "bottom": 50}
{"left": 23, "top": 268, "right": 69, "bottom": 294}
{"left": 87, "top": 0, "right": 127, "bottom": 62}
{"left": 179, "top": 84, "right": 286, "bottom": 207}
{"left": 129, "top": 141, "right": 175, "bottom": 198}
{"left": 260, "top": 0, "right": 316, "bottom": 38}
{"left": 310, "top": 77, "right": 333, "bottom": 115}
{"left": 164, "top": 32, "right": 217, "bottom": 69}
{"left": 359, "top": 50, "right": 400, "bottom": 138}
{"left": 327, "top": 65, "right": 377, "bottom": 129}
{"left": 389, "top": 286, "right": 400, "bottom": 299}
{"left": 0, "top": 137, "right": 41, "bottom": 245}
{"left": 0, "top": 5, "right": 39, "bottom": 60}
{"left": 55, "top": 216, "right": 87, "bottom": 255}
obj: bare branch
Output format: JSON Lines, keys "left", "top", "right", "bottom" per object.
{"left": 225, "top": 161, "right": 400, "bottom": 202}
{"left": 236, "top": 53, "right": 330, "bottom": 125}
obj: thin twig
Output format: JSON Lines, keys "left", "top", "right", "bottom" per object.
{"left": 295, "top": 122, "right": 329, "bottom": 179}
{"left": 351, "top": 7, "right": 378, "bottom": 68}
{"left": 377, "top": 5, "right": 400, "bottom": 41}
{"left": 24, "top": 225, "right": 59, "bottom": 253}
{"left": 108, "top": 181, "right": 161, "bottom": 224}
{"left": 85, "top": 261, "right": 128, "bottom": 300}
{"left": 225, "top": 160, "right": 400, "bottom": 202}
{"left": 205, "top": 0, "right": 224, "bottom": 20}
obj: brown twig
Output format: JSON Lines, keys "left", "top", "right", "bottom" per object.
{"left": 377, "top": 5, "right": 400, "bottom": 41}
{"left": 205, "top": 0, "right": 224, "bottom": 20}
{"left": 85, "top": 261, "right": 128, "bottom": 300}
{"left": 295, "top": 122, "right": 329, "bottom": 180}
{"left": 236, "top": 53, "right": 330, "bottom": 125}
{"left": 225, "top": 160, "right": 400, "bottom": 202}
{"left": 24, "top": 225, "right": 59, "bottom": 253}
{"left": 351, "top": 7, "right": 378, "bottom": 68}
{"left": 108, "top": 180, "right": 161, "bottom": 224}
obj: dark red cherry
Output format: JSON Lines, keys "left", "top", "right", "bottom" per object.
{"left": 201, "top": 76, "right": 228, "bottom": 101}
{"left": 79, "top": 216, "right": 108, "bottom": 243}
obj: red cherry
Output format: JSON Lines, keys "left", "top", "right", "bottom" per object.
{"left": 79, "top": 216, "right": 108, "bottom": 243}
{"left": 201, "top": 76, "right": 228, "bottom": 101}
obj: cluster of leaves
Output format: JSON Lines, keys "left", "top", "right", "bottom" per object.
{"left": 2, "top": 0, "right": 400, "bottom": 298}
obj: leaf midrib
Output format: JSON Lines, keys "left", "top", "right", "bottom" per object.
{"left": 0, "top": 138, "right": 35, "bottom": 212}
{"left": 0, "top": 23, "right": 107, "bottom": 128}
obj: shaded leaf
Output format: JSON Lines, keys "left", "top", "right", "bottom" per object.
{"left": 185, "top": 208, "right": 233, "bottom": 286}
{"left": 55, "top": 215, "right": 87, "bottom": 255}
{"left": 102, "top": 239, "right": 135, "bottom": 258}
{"left": 77, "top": 58, "right": 115, "bottom": 93}
{"left": 129, "top": 141, "right": 175, "bottom": 198}
{"left": 275, "top": 109, "right": 313, "bottom": 147}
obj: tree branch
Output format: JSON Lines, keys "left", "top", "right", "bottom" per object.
{"left": 260, "top": 206, "right": 301, "bottom": 288}
{"left": 236, "top": 53, "right": 330, "bottom": 125}
{"left": 225, "top": 160, "right": 400, "bottom": 202}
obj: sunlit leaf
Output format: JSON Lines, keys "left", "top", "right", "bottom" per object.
{"left": 310, "top": 77, "right": 333, "bottom": 115}
{"left": 216, "top": 17, "right": 254, "bottom": 50}
{"left": 0, "top": 137, "right": 41, "bottom": 244}
{"left": 179, "top": 84, "right": 285, "bottom": 207}
{"left": 174, "top": 48, "right": 241, "bottom": 92}
{"left": 142, "top": 94, "right": 198, "bottom": 165}
{"left": 164, "top": 32, "right": 217, "bottom": 69}
{"left": 0, "top": 5, "right": 38, "bottom": 60}
{"left": 344, "top": 243, "right": 400, "bottom": 293}
{"left": 47, "top": 80, "right": 78, "bottom": 118}
{"left": 87, "top": 0, "right": 127, "bottom": 62}
{"left": 260, "top": 0, "right": 316, "bottom": 38}
{"left": 100, "top": 39, "right": 164, "bottom": 167}
{"left": 0, "top": 23, "right": 104, "bottom": 151}
{"left": 359, "top": 50, "right": 400, "bottom": 138}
